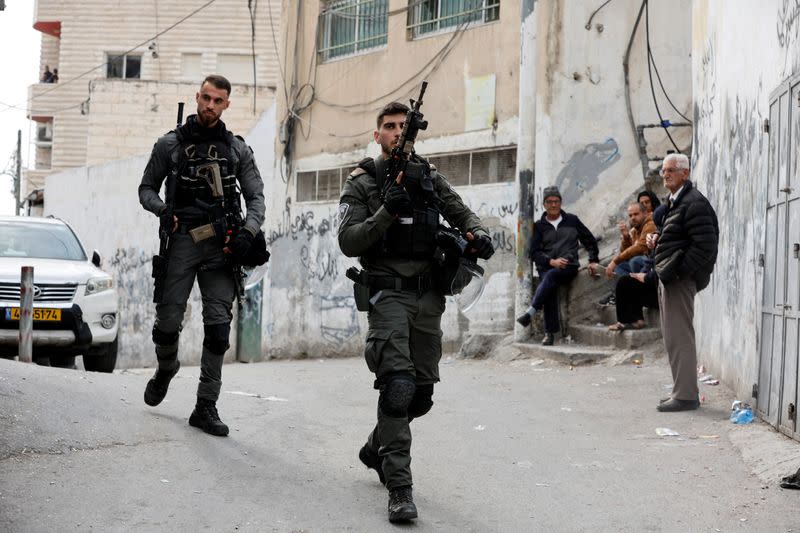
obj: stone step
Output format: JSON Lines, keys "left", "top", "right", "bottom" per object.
{"left": 512, "top": 341, "right": 618, "bottom": 366}
{"left": 595, "top": 304, "right": 660, "bottom": 327}
{"left": 568, "top": 323, "right": 662, "bottom": 350}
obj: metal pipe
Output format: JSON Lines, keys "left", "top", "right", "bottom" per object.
{"left": 19, "top": 266, "right": 33, "bottom": 363}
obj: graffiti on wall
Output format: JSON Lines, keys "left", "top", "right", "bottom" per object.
{"left": 267, "top": 197, "right": 337, "bottom": 246}
{"left": 555, "top": 138, "right": 621, "bottom": 204}
{"left": 320, "top": 294, "right": 360, "bottom": 345}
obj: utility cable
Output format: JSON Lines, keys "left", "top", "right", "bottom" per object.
{"left": 647, "top": 46, "right": 692, "bottom": 124}
{"left": 644, "top": 0, "right": 680, "bottom": 153}
{"left": 1, "top": 0, "right": 220, "bottom": 113}
{"left": 248, "top": 0, "right": 258, "bottom": 115}
{"left": 585, "top": 0, "right": 614, "bottom": 29}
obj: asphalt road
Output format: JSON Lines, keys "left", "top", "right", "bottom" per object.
{"left": 0, "top": 355, "right": 797, "bottom": 532}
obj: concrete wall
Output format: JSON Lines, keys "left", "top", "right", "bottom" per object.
{"left": 692, "top": 1, "right": 800, "bottom": 399}
{"left": 530, "top": 0, "right": 692, "bottom": 245}
{"left": 42, "top": 105, "right": 277, "bottom": 369}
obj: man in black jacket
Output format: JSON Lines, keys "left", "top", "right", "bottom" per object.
{"left": 652, "top": 153, "right": 719, "bottom": 412}
{"left": 517, "top": 186, "right": 599, "bottom": 345}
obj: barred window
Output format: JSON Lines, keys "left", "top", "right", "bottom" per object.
{"left": 296, "top": 167, "right": 350, "bottom": 202}
{"left": 407, "top": 0, "right": 499, "bottom": 39}
{"left": 429, "top": 146, "right": 515, "bottom": 186}
{"left": 318, "top": 0, "right": 388, "bottom": 62}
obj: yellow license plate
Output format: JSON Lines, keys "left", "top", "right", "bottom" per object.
{"left": 6, "top": 308, "right": 62, "bottom": 321}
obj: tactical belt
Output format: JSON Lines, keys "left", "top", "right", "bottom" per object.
{"left": 367, "top": 273, "right": 433, "bottom": 293}
{"left": 175, "top": 221, "right": 207, "bottom": 234}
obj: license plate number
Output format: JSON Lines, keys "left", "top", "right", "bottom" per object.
{"left": 5, "top": 308, "right": 62, "bottom": 321}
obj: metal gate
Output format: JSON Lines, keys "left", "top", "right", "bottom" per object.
{"left": 758, "top": 75, "right": 800, "bottom": 438}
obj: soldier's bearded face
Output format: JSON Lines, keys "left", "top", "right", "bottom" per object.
{"left": 374, "top": 113, "right": 405, "bottom": 156}
{"left": 196, "top": 82, "right": 230, "bottom": 127}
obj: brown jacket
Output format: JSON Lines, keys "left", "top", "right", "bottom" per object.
{"left": 614, "top": 214, "right": 656, "bottom": 264}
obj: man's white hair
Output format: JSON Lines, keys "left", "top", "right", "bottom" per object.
{"left": 663, "top": 153, "right": 690, "bottom": 170}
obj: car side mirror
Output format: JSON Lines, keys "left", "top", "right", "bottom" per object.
{"left": 91, "top": 250, "right": 101, "bottom": 268}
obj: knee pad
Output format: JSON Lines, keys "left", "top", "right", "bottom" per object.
{"left": 203, "top": 323, "right": 231, "bottom": 355}
{"left": 408, "top": 384, "right": 434, "bottom": 420}
{"left": 379, "top": 374, "right": 416, "bottom": 418}
{"left": 152, "top": 326, "right": 179, "bottom": 346}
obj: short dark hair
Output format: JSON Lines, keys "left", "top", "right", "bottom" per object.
{"left": 377, "top": 101, "right": 409, "bottom": 128}
{"left": 202, "top": 74, "right": 232, "bottom": 96}
{"left": 636, "top": 190, "right": 661, "bottom": 210}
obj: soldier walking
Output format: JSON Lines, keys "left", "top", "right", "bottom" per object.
{"left": 338, "top": 100, "right": 494, "bottom": 522}
{"left": 138, "top": 75, "right": 266, "bottom": 436}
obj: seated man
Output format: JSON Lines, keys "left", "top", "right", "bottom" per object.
{"left": 609, "top": 204, "right": 666, "bottom": 330}
{"left": 516, "top": 186, "right": 599, "bottom": 345}
{"left": 599, "top": 201, "right": 656, "bottom": 305}
{"left": 608, "top": 205, "right": 667, "bottom": 331}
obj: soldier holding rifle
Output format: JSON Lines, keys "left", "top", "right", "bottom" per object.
{"left": 338, "top": 84, "right": 495, "bottom": 522}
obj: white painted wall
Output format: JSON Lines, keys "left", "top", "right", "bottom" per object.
{"left": 692, "top": 0, "right": 800, "bottom": 400}
{"left": 43, "top": 105, "right": 277, "bottom": 368}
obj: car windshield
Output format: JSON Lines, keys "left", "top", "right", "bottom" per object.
{"left": 0, "top": 221, "right": 86, "bottom": 261}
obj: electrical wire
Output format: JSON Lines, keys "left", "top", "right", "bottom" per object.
{"left": 585, "top": 0, "right": 614, "bottom": 30}
{"left": 315, "top": 18, "right": 469, "bottom": 110}
{"left": 1, "top": 0, "right": 220, "bottom": 113}
{"left": 644, "top": 0, "right": 680, "bottom": 153}
{"left": 646, "top": 43, "right": 692, "bottom": 124}
{"left": 248, "top": 0, "right": 258, "bottom": 115}
{"left": 266, "top": 0, "right": 289, "bottom": 107}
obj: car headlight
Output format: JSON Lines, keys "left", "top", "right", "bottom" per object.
{"left": 85, "top": 276, "right": 114, "bottom": 295}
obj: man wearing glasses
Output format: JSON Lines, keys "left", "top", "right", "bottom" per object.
{"left": 650, "top": 153, "right": 718, "bottom": 412}
{"left": 516, "top": 186, "right": 599, "bottom": 345}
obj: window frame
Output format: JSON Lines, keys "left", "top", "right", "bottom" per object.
{"left": 296, "top": 166, "right": 351, "bottom": 203}
{"left": 406, "top": 0, "right": 500, "bottom": 40}
{"left": 106, "top": 52, "right": 142, "bottom": 80}
{"left": 318, "top": 0, "right": 389, "bottom": 62}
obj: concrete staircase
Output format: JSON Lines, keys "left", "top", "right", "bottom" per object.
{"left": 514, "top": 258, "right": 664, "bottom": 365}
{"left": 514, "top": 304, "right": 662, "bottom": 365}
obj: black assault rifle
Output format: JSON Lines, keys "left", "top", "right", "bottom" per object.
{"left": 152, "top": 102, "right": 184, "bottom": 303}
{"left": 380, "top": 81, "right": 430, "bottom": 198}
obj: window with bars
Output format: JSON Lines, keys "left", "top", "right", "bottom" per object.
{"left": 407, "top": 0, "right": 499, "bottom": 39}
{"left": 318, "top": 0, "right": 388, "bottom": 62}
{"left": 296, "top": 147, "right": 515, "bottom": 203}
{"left": 429, "top": 146, "right": 516, "bottom": 186}
{"left": 297, "top": 167, "right": 351, "bottom": 202}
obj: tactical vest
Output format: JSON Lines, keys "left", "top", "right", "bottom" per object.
{"left": 359, "top": 156, "right": 441, "bottom": 260}
{"left": 172, "top": 131, "right": 240, "bottom": 219}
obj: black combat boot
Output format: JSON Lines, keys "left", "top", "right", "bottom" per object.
{"left": 189, "top": 398, "right": 229, "bottom": 436}
{"left": 359, "top": 444, "right": 386, "bottom": 485}
{"left": 388, "top": 486, "right": 417, "bottom": 523}
{"left": 143, "top": 361, "right": 180, "bottom": 406}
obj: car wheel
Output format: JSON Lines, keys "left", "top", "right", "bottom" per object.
{"left": 50, "top": 355, "right": 77, "bottom": 369}
{"left": 83, "top": 337, "right": 118, "bottom": 373}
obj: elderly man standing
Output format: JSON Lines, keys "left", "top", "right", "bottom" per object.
{"left": 652, "top": 153, "right": 719, "bottom": 412}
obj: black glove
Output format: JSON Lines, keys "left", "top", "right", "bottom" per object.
{"left": 229, "top": 229, "right": 255, "bottom": 260}
{"left": 470, "top": 234, "right": 495, "bottom": 260}
{"left": 158, "top": 207, "right": 174, "bottom": 234}
{"left": 383, "top": 184, "right": 412, "bottom": 216}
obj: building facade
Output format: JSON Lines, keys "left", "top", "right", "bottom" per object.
{"left": 262, "top": 0, "right": 522, "bottom": 358}
{"left": 692, "top": 0, "right": 800, "bottom": 441}
{"left": 26, "top": 0, "right": 281, "bottom": 202}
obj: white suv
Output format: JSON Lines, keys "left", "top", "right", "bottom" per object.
{"left": 0, "top": 216, "right": 119, "bottom": 372}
